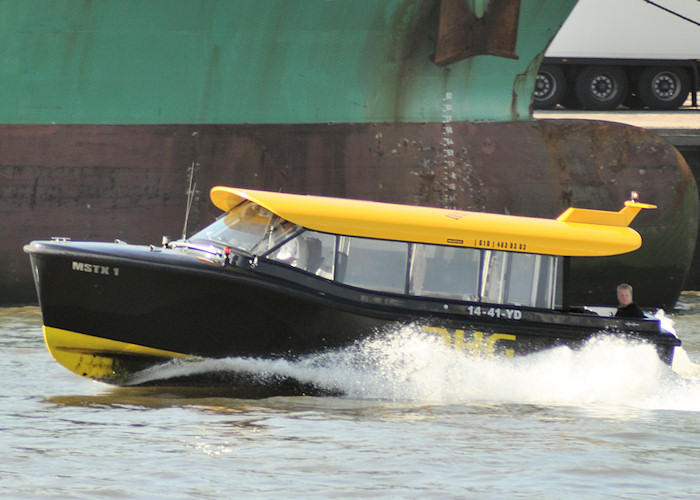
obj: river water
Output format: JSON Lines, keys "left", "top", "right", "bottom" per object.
{"left": 3, "top": 294, "right": 700, "bottom": 498}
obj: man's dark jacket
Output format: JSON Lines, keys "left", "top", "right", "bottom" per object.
{"left": 615, "top": 302, "right": 646, "bottom": 318}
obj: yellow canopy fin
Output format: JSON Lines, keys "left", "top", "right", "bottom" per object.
{"left": 556, "top": 200, "right": 657, "bottom": 227}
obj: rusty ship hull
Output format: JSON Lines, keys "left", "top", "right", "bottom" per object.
{"left": 6, "top": 119, "right": 697, "bottom": 307}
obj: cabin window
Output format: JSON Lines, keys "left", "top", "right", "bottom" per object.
{"left": 270, "top": 231, "right": 336, "bottom": 279}
{"left": 535, "top": 254, "right": 561, "bottom": 308}
{"left": 409, "top": 244, "right": 480, "bottom": 300}
{"left": 481, "top": 250, "right": 507, "bottom": 303}
{"left": 336, "top": 236, "right": 408, "bottom": 293}
{"left": 191, "top": 201, "right": 299, "bottom": 254}
{"left": 408, "top": 243, "right": 561, "bottom": 309}
{"left": 481, "top": 250, "right": 560, "bottom": 308}
{"left": 505, "top": 253, "right": 539, "bottom": 305}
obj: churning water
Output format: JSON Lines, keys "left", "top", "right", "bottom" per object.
{"left": 3, "top": 294, "right": 700, "bottom": 498}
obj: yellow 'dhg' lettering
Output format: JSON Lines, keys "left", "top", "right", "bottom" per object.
{"left": 422, "top": 327, "right": 515, "bottom": 358}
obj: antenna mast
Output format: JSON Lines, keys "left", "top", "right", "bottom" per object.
{"left": 182, "top": 162, "right": 197, "bottom": 239}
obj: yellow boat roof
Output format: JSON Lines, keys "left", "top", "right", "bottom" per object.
{"left": 210, "top": 186, "right": 656, "bottom": 257}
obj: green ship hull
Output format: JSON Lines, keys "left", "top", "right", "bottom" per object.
{"left": 1, "top": 0, "right": 697, "bottom": 307}
{"left": 2, "top": 0, "right": 573, "bottom": 124}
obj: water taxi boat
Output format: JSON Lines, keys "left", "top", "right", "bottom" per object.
{"left": 25, "top": 187, "right": 680, "bottom": 390}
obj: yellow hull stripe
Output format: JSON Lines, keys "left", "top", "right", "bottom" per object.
{"left": 43, "top": 325, "right": 193, "bottom": 383}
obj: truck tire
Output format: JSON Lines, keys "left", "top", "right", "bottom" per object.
{"left": 575, "top": 65, "right": 628, "bottom": 110}
{"left": 637, "top": 66, "right": 690, "bottom": 110}
{"left": 534, "top": 65, "right": 566, "bottom": 109}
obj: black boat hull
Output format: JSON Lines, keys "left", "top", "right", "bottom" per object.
{"left": 26, "top": 240, "right": 680, "bottom": 391}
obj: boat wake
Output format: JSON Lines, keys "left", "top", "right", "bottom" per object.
{"left": 124, "top": 324, "right": 700, "bottom": 411}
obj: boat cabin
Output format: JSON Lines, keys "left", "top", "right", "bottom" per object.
{"left": 192, "top": 200, "right": 562, "bottom": 309}
{"left": 189, "top": 187, "right": 655, "bottom": 313}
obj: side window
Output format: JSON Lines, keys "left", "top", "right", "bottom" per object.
{"left": 504, "top": 253, "right": 559, "bottom": 308}
{"left": 270, "top": 231, "right": 336, "bottom": 279}
{"left": 409, "top": 244, "right": 480, "bottom": 300}
{"left": 268, "top": 230, "right": 562, "bottom": 309}
{"left": 481, "top": 251, "right": 560, "bottom": 308}
{"left": 336, "top": 236, "right": 408, "bottom": 293}
{"left": 481, "top": 250, "right": 507, "bottom": 303}
{"left": 504, "top": 252, "right": 537, "bottom": 306}
{"left": 535, "top": 255, "right": 560, "bottom": 308}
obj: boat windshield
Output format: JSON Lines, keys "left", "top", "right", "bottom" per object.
{"left": 190, "top": 201, "right": 299, "bottom": 254}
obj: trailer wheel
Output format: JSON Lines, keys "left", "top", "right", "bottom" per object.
{"left": 575, "top": 65, "right": 628, "bottom": 110}
{"left": 534, "top": 65, "right": 566, "bottom": 109}
{"left": 637, "top": 66, "right": 690, "bottom": 110}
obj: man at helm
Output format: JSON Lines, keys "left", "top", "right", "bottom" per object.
{"left": 615, "top": 283, "right": 645, "bottom": 319}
